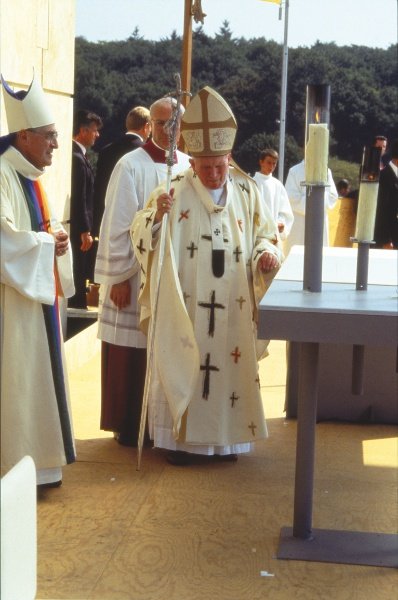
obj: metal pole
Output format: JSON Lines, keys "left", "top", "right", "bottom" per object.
{"left": 293, "top": 341, "right": 319, "bottom": 539}
{"left": 303, "top": 184, "right": 325, "bottom": 293}
{"left": 351, "top": 240, "right": 370, "bottom": 395}
{"left": 278, "top": 0, "right": 289, "bottom": 183}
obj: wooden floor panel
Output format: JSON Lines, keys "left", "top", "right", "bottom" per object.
{"left": 36, "top": 341, "right": 398, "bottom": 600}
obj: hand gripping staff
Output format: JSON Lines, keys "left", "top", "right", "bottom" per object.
{"left": 136, "top": 74, "right": 191, "bottom": 470}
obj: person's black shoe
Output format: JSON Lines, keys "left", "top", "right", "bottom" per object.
{"left": 37, "top": 480, "right": 62, "bottom": 489}
{"left": 166, "top": 451, "right": 195, "bottom": 466}
{"left": 213, "top": 453, "right": 238, "bottom": 462}
{"left": 113, "top": 431, "right": 151, "bottom": 447}
{"left": 113, "top": 432, "right": 136, "bottom": 447}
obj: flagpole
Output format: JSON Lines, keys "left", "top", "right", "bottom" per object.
{"left": 278, "top": 0, "right": 289, "bottom": 183}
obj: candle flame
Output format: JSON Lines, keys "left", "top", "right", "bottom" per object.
{"left": 315, "top": 110, "right": 320, "bottom": 123}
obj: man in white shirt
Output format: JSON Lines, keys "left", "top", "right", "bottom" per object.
{"left": 284, "top": 159, "right": 338, "bottom": 256}
{"left": 253, "top": 148, "right": 293, "bottom": 246}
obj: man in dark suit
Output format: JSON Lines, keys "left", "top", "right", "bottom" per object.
{"left": 374, "top": 138, "right": 398, "bottom": 249}
{"left": 92, "top": 106, "right": 151, "bottom": 239}
{"left": 69, "top": 109, "right": 103, "bottom": 308}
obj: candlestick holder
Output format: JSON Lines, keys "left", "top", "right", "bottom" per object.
{"left": 303, "top": 84, "right": 331, "bottom": 292}
{"left": 351, "top": 145, "right": 381, "bottom": 394}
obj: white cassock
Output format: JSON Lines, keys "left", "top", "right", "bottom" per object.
{"left": 283, "top": 160, "right": 338, "bottom": 256}
{"left": 95, "top": 145, "right": 191, "bottom": 347}
{"left": 1, "top": 146, "right": 75, "bottom": 481}
{"left": 253, "top": 171, "right": 294, "bottom": 242}
{"left": 131, "top": 166, "right": 282, "bottom": 456}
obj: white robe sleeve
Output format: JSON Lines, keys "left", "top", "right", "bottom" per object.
{"left": 95, "top": 159, "right": 140, "bottom": 286}
{"left": 277, "top": 183, "right": 294, "bottom": 240}
{"left": 1, "top": 216, "right": 56, "bottom": 305}
{"left": 326, "top": 168, "right": 338, "bottom": 210}
{"left": 285, "top": 166, "right": 306, "bottom": 216}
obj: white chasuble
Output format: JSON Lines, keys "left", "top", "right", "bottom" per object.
{"left": 132, "top": 166, "right": 282, "bottom": 451}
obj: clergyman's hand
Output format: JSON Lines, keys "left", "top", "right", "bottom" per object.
{"left": 110, "top": 280, "right": 131, "bottom": 310}
{"left": 154, "top": 188, "right": 174, "bottom": 223}
{"left": 258, "top": 251, "right": 279, "bottom": 273}
{"left": 54, "top": 231, "right": 69, "bottom": 257}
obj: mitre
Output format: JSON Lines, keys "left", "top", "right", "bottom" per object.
{"left": 1, "top": 72, "right": 55, "bottom": 134}
{"left": 181, "top": 86, "right": 237, "bottom": 157}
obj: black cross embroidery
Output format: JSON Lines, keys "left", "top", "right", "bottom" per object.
{"left": 236, "top": 296, "right": 246, "bottom": 310}
{"left": 172, "top": 174, "right": 184, "bottom": 183}
{"left": 136, "top": 239, "right": 146, "bottom": 255}
{"left": 200, "top": 353, "right": 219, "bottom": 399}
{"left": 145, "top": 214, "right": 153, "bottom": 228}
{"left": 198, "top": 290, "right": 225, "bottom": 337}
{"left": 233, "top": 246, "right": 242, "bottom": 262}
{"left": 187, "top": 241, "right": 198, "bottom": 258}
{"left": 214, "top": 228, "right": 221, "bottom": 236}
{"left": 254, "top": 249, "right": 263, "bottom": 261}
{"left": 140, "top": 264, "right": 146, "bottom": 276}
{"left": 255, "top": 375, "right": 260, "bottom": 389}
{"left": 201, "top": 234, "right": 228, "bottom": 243}
{"left": 230, "top": 392, "right": 239, "bottom": 407}
{"left": 239, "top": 182, "right": 249, "bottom": 194}
{"left": 248, "top": 422, "right": 257, "bottom": 436}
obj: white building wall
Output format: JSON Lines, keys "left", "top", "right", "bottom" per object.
{"left": 0, "top": 0, "right": 75, "bottom": 223}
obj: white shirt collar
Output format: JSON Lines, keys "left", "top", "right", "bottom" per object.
{"left": 74, "top": 140, "right": 86, "bottom": 155}
{"left": 388, "top": 161, "right": 398, "bottom": 177}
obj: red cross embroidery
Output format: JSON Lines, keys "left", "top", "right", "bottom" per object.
{"left": 230, "top": 346, "right": 241, "bottom": 363}
{"left": 179, "top": 209, "right": 190, "bottom": 222}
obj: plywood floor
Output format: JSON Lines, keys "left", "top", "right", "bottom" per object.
{"left": 36, "top": 340, "right": 398, "bottom": 600}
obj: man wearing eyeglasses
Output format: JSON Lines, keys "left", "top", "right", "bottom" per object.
{"left": 68, "top": 109, "right": 103, "bottom": 309}
{"left": 95, "top": 96, "right": 190, "bottom": 447}
{"left": 0, "top": 74, "right": 75, "bottom": 488}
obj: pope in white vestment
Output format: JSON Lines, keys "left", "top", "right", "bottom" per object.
{"left": 1, "top": 75, "right": 75, "bottom": 485}
{"left": 131, "top": 87, "right": 282, "bottom": 462}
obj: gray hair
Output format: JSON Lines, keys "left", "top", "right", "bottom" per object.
{"left": 150, "top": 97, "right": 185, "bottom": 118}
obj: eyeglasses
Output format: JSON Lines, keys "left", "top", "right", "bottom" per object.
{"left": 27, "top": 129, "right": 59, "bottom": 142}
{"left": 151, "top": 119, "right": 169, "bottom": 127}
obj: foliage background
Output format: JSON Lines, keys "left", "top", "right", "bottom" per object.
{"left": 75, "top": 23, "right": 397, "bottom": 184}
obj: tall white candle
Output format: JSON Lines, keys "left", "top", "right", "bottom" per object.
{"left": 305, "top": 123, "right": 329, "bottom": 184}
{"left": 355, "top": 182, "right": 379, "bottom": 241}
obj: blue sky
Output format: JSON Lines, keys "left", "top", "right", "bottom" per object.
{"left": 75, "top": 0, "right": 397, "bottom": 48}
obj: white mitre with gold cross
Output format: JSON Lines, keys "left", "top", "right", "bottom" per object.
{"left": 181, "top": 86, "right": 237, "bottom": 157}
